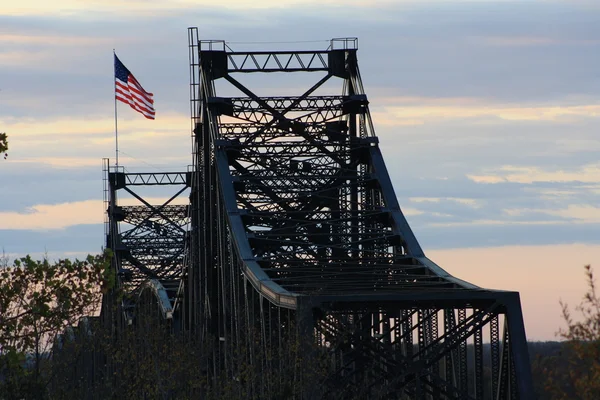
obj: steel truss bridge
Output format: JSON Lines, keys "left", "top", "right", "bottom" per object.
{"left": 88, "top": 29, "right": 534, "bottom": 399}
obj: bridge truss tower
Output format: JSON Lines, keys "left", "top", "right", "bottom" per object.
{"left": 102, "top": 161, "right": 191, "bottom": 330}
{"left": 184, "top": 28, "right": 534, "bottom": 399}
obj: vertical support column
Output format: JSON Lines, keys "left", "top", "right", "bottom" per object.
{"left": 416, "top": 310, "right": 426, "bottom": 399}
{"left": 444, "top": 309, "right": 457, "bottom": 390}
{"left": 296, "top": 297, "right": 317, "bottom": 400}
{"left": 490, "top": 314, "right": 501, "bottom": 399}
{"left": 402, "top": 309, "right": 414, "bottom": 397}
{"left": 498, "top": 320, "right": 511, "bottom": 399}
{"left": 346, "top": 51, "right": 359, "bottom": 261}
{"left": 505, "top": 293, "right": 534, "bottom": 399}
{"left": 457, "top": 308, "right": 468, "bottom": 394}
{"left": 473, "top": 312, "right": 484, "bottom": 399}
{"left": 430, "top": 310, "right": 440, "bottom": 399}
{"left": 187, "top": 27, "right": 201, "bottom": 336}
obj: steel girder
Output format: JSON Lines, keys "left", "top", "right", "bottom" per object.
{"left": 185, "top": 28, "right": 534, "bottom": 399}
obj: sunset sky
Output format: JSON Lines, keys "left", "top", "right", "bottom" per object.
{"left": 1, "top": 0, "right": 600, "bottom": 340}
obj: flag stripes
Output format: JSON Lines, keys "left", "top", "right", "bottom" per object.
{"left": 114, "top": 54, "right": 155, "bottom": 120}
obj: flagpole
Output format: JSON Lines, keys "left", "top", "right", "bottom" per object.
{"left": 113, "top": 49, "right": 119, "bottom": 167}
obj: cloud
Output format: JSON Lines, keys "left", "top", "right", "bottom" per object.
{"left": 414, "top": 217, "right": 600, "bottom": 250}
{"left": 0, "top": 112, "right": 192, "bottom": 168}
{"left": 2, "top": 0, "right": 600, "bottom": 111}
{"left": 503, "top": 204, "right": 600, "bottom": 223}
{"left": 409, "top": 197, "right": 481, "bottom": 207}
{"left": 470, "top": 35, "right": 600, "bottom": 47}
{"left": 401, "top": 178, "right": 600, "bottom": 232}
{"left": 1, "top": 0, "right": 382, "bottom": 16}
{"left": 0, "top": 33, "right": 113, "bottom": 46}
{"left": 580, "top": 184, "right": 600, "bottom": 195}
{"left": 0, "top": 112, "right": 188, "bottom": 139}
{"left": 375, "top": 102, "right": 600, "bottom": 126}
{"left": 409, "top": 197, "right": 442, "bottom": 203}
{"left": 0, "top": 197, "right": 189, "bottom": 230}
{"left": 427, "top": 219, "right": 567, "bottom": 228}
{"left": 468, "top": 175, "right": 506, "bottom": 184}
{"left": 532, "top": 189, "right": 579, "bottom": 199}
{"left": 468, "top": 164, "right": 600, "bottom": 184}
{"left": 0, "top": 200, "right": 103, "bottom": 230}
{"left": 400, "top": 207, "right": 424, "bottom": 216}
{"left": 0, "top": 224, "right": 104, "bottom": 255}
{"left": 4, "top": 0, "right": 493, "bottom": 17}
{"left": 0, "top": 50, "right": 49, "bottom": 67}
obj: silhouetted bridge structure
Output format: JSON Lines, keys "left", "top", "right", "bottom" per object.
{"left": 70, "top": 29, "right": 534, "bottom": 399}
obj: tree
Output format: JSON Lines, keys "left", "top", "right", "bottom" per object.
{"left": 543, "top": 265, "right": 600, "bottom": 400}
{"left": 0, "top": 251, "right": 113, "bottom": 399}
{"left": 0, "top": 132, "right": 7, "bottom": 159}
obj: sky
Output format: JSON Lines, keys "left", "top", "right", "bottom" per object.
{"left": 1, "top": 0, "right": 600, "bottom": 340}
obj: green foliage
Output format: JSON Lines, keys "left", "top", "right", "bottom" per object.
{"left": 0, "top": 132, "right": 7, "bottom": 159}
{"left": 540, "top": 265, "right": 600, "bottom": 400}
{"left": 0, "top": 250, "right": 113, "bottom": 398}
{"left": 0, "top": 251, "right": 112, "bottom": 353}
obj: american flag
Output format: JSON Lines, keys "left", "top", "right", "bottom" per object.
{"left": 114, "top": 54, "right": 155, "bottom": 119}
